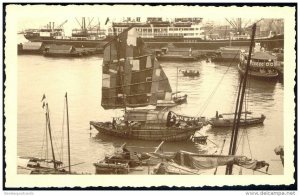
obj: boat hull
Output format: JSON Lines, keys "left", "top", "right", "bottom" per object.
{"left": 93, "top": 162, "right": 129, "bottom": 174}
{"left": 24, "top": 36, "right": 110, "bottom": 49}
{"left": 209, "top": 116, "right": 265, "bottom": 127}
{"left": 182, "top": 72, "right": 200, "bottom": 77}
{"left": 156, "top": 55, "right": 198, "bottom": 62}
{"left": 144, "top": 35, "right": 284, "bottom": 50}
{"left": 90, "top": 121, "right": 201, "bottom": 142}
{"left": 237, "top": 63, "right": 279, "bottom": 80}
{"left": 25, "top": 35, "right": 284, "bottom": 51}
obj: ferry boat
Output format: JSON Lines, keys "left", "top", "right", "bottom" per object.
{"left": 108, "top": 17, "right": 284, "bottom": 50}
{"left": 238, "top": 51, "right": 279, "bottom": 80}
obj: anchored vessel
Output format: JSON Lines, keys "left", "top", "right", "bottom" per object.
{"left": 238, "top": 50, "right": 279, "bottom": 80}
{"left": 90, "top": 27, "right": 203, "bottom": 141}
{"left": 209, "top": 111, "right": 266, "bottom": 127}
{"left": 93, "top": 143, "right": 158, "bottom": 174}
{"left": 109, "top": 17, "right": 284, "bottom": 50}
{"left": 24, "top": 18, "right": 110, "bottom": 49}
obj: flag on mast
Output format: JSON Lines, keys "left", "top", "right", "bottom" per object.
{"left": 41, "top": 94, "right": 46, "bottom": 102}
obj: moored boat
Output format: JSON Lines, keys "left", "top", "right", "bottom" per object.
{"left": 90, "top": 110, "right": 203, "bottom": 141}
{"left": 151, "top": 150, "right": 270, "bottom": 175}
{"left": 93, "top": 143, "right": 154, "bottom": 174}
{"left": 43, "top": 44, "right": 99, "bottom": 57}
{"left": 155, "top": 45, "right": 200, "bottom": 62}
{"left": 181, "top": 69, "right": 200, "bottom": 77}
{"left": 212, "top": 46, "right": 246, "bottom": 62}
{"left": 238, "top": 51, "right": 279, "bottom": 80}
{"left": 17, "top": 42, "right": 45, "bottom": 55}
{"left": 209, "top": 112, "right": 266, "bottom": 127}
{"left": 109, "top": 18, "right": 284, "bottom": 50}
{"left": 24, "top": 18, "right": 110, "bottom": 49}
{"left": 89, "top": 27, "right": 204, "bottom": 141}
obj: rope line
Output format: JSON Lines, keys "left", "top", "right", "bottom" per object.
{"left": 196, "top": 52, "right": 240, "bottom": 116}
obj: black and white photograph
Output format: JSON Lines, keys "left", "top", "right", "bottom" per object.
{"left": 3, "top": 4, "right": 296, "bottom": 189}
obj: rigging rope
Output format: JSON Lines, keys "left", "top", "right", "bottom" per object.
{"left": 246, "top": 130, "right": 253, "bottom": 158}
{"left": 239, "top": 129, "right": 246, "bottom": 175}
{"left": 46, "top": 115, "right": 48, "bottom": 162}
{"left": 196, "top": 52, "right": 240, "bottom": 117}
{"left": 47, "top": 107, "right": 62, "bottom": 163}
{"left": 39, "top": 113, "right": 47, "bottom": 159}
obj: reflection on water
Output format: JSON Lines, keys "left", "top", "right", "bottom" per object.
{"left": 17, "top": 54, "right": 283, "bottom": 175}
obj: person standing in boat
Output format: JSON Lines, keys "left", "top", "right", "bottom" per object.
{"left": 166, "top": 111, "right": 172, "bottom": 127}
{"left": 112, "top": 118, "right": 116, "bottom": 129}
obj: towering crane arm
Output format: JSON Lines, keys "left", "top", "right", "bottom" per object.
{"left": 57, "top": 20, "right": 68, "bottom": 29}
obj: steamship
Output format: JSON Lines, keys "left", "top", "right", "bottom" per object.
{"left": 109, "top": 17, "right": 284, "bottom": 50}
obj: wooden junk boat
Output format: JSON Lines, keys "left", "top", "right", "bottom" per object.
{"left": 209, "top": 111, "right": 266, "bottom": 127}
{"left": 238, "top": 51, "right": 279, "bottom": 80}
{"left": 89, "top": 27, "right": 203, "bottom": 141}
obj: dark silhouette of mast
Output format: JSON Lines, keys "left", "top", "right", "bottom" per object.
{"left": 113, "top": 27, "right": 127, "bottom": 113}
{"left": 65, "top": 93, "right": 71, "bottom": 173}
{"left": 45, "top": 103, "right": 57, "bottom": 171}
{"left": 226, "top": 23, "right": 256, "bottom": 175}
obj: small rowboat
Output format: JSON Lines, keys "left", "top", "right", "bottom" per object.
{"left": 172, "top": 94, "right": 187, "bottom": 105}
{"left": 181, "top": 70, "right": 200, "bottom": 77}
{"left": 209, "top": 112, "right": 266, "bottom": 127}
{"left": 93, "top": 143, "right": 154, "bottom": 174}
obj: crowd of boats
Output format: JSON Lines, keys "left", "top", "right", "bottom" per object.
{"left": 17, "top": 19, "right": 284, "bottom": 175}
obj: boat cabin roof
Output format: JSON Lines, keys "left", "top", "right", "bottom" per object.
{"left": 252, "top": 52, "right": 277, "bottom": 61}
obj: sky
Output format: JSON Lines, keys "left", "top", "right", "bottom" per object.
{"left": 14, "top": 5, "right": 280, "bottom": 35}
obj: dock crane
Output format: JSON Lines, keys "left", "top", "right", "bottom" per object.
{"left": 56, "top": 20, "right": 68, "bottom": 29}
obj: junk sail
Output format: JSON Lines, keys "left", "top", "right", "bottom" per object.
{"left": 90, "top": 27, "right": 203, "bottom": 142}
{"left": 102, "top": 28, "right": 172, "bottom": 109}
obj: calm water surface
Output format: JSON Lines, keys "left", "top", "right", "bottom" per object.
{"left": 17, "top": 52, "right": 284, "bottom": 175}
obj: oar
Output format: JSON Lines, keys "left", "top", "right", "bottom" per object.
{"left": 154, "top": 141, "right": 165, "bottom": 153}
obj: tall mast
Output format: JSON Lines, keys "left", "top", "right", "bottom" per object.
{"left": 45, "top": 112, "right": 48, "bottom": 161}
{"left": 226, "top": 23, "right": 256, "bottom": 175}
{"left": 114, "top": 27, "right": 127, "bottom": 112}
{"left": 65, "top": 93, "right": 71, "bottom": 173}
{"left": 46, "top": 103, "right": 57, "bottom": 170}
{"left": 176, "top": 67, "right": 178, "bottom": 98}
{"left": 82, "top": 17, "right": 86, "bottom": 30}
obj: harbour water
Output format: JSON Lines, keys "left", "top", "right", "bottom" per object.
{"left": 17, "top": 53, "right": 284, "bottom": 175}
